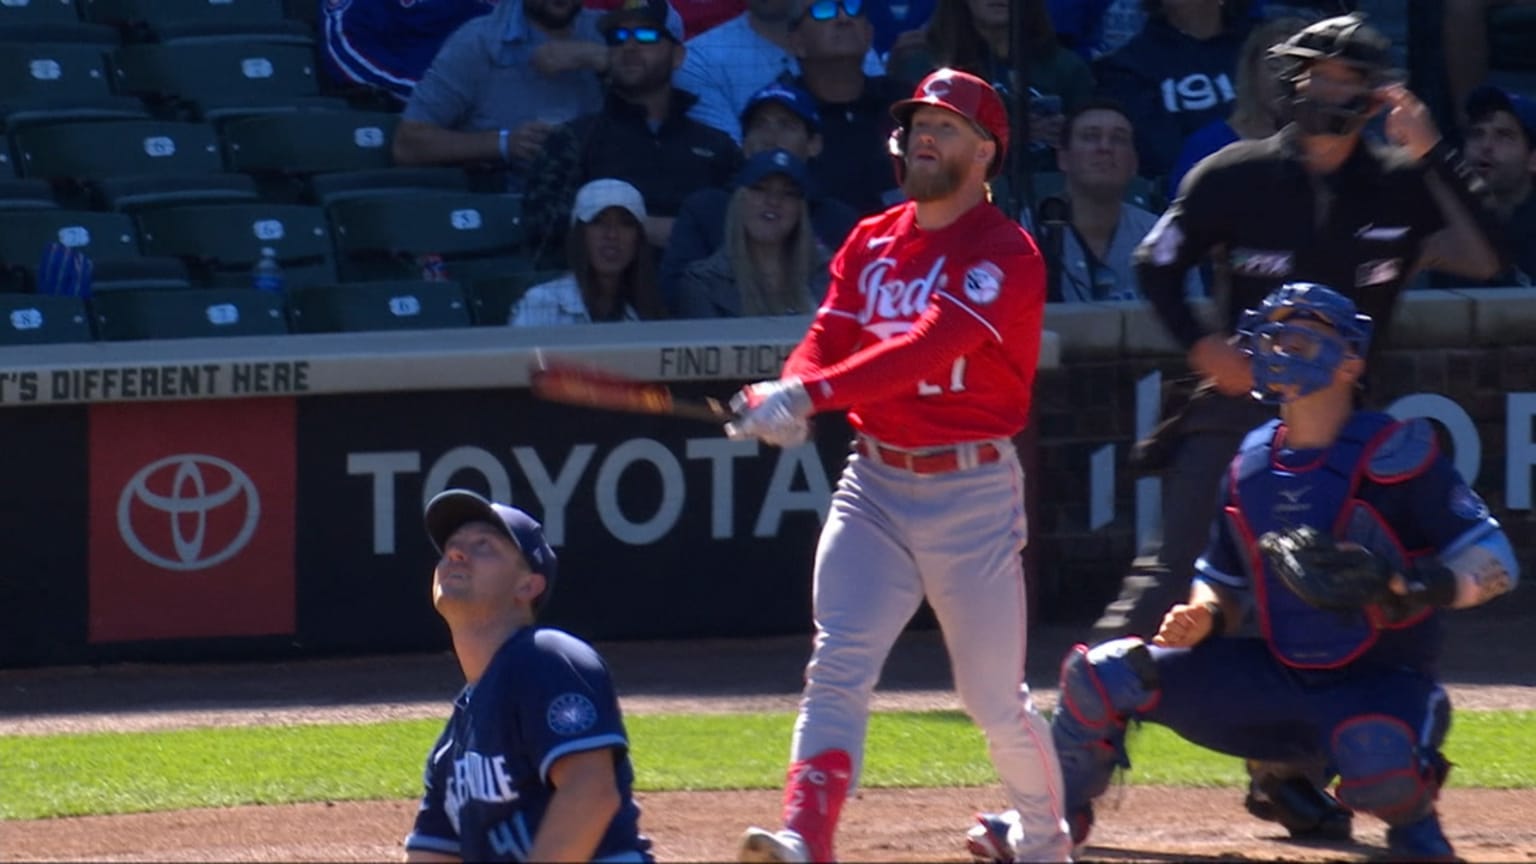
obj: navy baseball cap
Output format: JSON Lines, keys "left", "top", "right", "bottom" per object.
{"left": 737, "top": 148, "right": 811, "bottom": 190}
{"left": 424, "top": 489, "right": 559, "bottom": 601}
{"left": 1467, "top": 85, "right": 1536, "bottom": 145}
{"left": 741, "top": 81, "right": 822, "bottom": 133}
{"left": 599, "top": 0, "right": 684, "bottom": 42}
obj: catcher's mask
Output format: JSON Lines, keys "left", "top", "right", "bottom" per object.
{"left": 1237, "top": 282, "right": 1373, "bottom": 404}
{"left": 1268, "top": 13, "right": 1396, "bottom": 137}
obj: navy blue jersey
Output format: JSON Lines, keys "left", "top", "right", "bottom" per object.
{"left": 322, "top": 0, "right": 498, "bottom": 100}
{"left": 405, "top": 626, "right": 649, "bottom": 862}
{"left": 1196, "top": 413, "right": 1500, "bottom": 672}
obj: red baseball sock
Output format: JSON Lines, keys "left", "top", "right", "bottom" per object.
{"left": 781, "top": 749, "right": 852, "bottom": 862}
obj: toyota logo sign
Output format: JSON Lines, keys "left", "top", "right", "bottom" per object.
{"left": 117, "top": 454, "right": 261, "bottom": 571}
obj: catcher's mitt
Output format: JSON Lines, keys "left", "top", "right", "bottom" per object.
{"left": 1256, "top": 525, "right": 1393, "bottom": 610}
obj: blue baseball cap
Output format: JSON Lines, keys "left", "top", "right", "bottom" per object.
{"left": 424, "top": 489, "right": 559, "bottom": 607}
{"left": 741, "top": 81, "right": 822, "bottom": 134}
{"left": 1467, "top": 85, "right": 1536, "bottom": 145}
{"left": 737, "top": 148, "right": 811, "bottom": 191}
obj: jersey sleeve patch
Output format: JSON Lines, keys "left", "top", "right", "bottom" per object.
{"left": 963, "top": 261, "right": 1003, "bottom": 305}
{"left": 546, "top": 692, "right": 599, "bottom": 736}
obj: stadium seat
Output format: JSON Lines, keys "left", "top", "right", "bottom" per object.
{"left": 328, "top": 191, "right": 526, "bottom": 281}
{"left": 0, "top": 0, "right": 118, "bottom": 45}
{"left": 0, "top": 294, "right": 93, "bottom": 345}
{"left": 0, "top": 178, "right": 58, "bottom": 210}
{"left": 135, "top": 203, "right": 335, "bottom": 288}
{"left": 0, "top": 42, "right": 148, "bottom": 130}
{"left": 469, "top": 268, "right": 561, "bottom": 326}
{"left": 12, "top": 119, "right": 259, "bottom": 210}
{"left": 287, "top": 280, "right": 471, "bottom": 333}
{"left": 0, "top": 209, "right": 190, "bottom": 292}
{"left": 306, "top": 166, "right": 471, "bottom": 207}
{"left": 90, "top": 287, "right": 288, "bottom": 340}
{"left": 222, "top": 110, "right": 424, "bottom": 201}
{"left": 82, "top": 0, "right": 312, "bottom": 45}
{"left": 110, "top": 42, "right": 343, "bottom": 121}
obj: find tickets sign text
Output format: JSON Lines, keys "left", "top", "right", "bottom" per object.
{"left": 0, "top": 361, "right": 310, "bottom": 404}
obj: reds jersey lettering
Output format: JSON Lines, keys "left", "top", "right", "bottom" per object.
{"left": 802, "top": 201, "right": 1047, "bottom": 448}
{"left": 856, "top": 255, "right": 947, "bottom": 337}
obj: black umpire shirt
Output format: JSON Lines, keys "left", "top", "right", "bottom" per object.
{"left": 1136, "top": 124, "right": 1450, "bottom": 355}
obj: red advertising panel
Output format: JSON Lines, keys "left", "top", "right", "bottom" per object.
{"left": 88, "top": 399, "right": 296, "bottom": 643}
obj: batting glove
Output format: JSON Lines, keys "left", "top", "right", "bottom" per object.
{"left": 724, "top": 378, "right": 812, "bottom": 447}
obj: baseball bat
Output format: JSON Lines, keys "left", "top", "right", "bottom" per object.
{"left": 527, "top": 360, "right": 734, "bottom": 424}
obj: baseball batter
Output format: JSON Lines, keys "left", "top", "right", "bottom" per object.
{"left": 725, "top": 68, "right": 1071, "bottom": 864}
{"left": 1050, "top": 284, "right": 1520, "bottom": 860}
{"left": 404, "top": 489, "right": 652, "bottom": 863}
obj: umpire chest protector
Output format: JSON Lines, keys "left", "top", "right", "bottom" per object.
{"left": 1226, "top": 412, "right": 1438, "bottom": 668}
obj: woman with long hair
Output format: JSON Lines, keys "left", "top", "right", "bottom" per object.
{"left": 1165, "top": 15, "right": 1308, "bottom": 195}
{"left": 675, "top": 150, "right": 830, "bottom": 318}
{"left": 510, "top": 178, "right": 666, "bottom": 325}
{"left": 887, "top": 0, "right": 1094, "bottom": 158}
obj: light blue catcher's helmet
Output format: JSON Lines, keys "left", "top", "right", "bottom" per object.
{"left": 1236, "top": 282, "right": 1374, "bottom": 404}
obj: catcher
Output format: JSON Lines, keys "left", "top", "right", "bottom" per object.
{"left": 1048, "top": 282, "right": 1519, "bottom": 860}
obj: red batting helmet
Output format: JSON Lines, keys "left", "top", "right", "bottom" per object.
{"left": 888, "top": 68, "right": 1010, "bottom": 179}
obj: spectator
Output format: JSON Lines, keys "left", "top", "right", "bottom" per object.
{"left": 661, "top": 82, "right": 858, "bottom": 310}
{"left": 674, "top": 0, "right": 885, "bottom": 141}
{"left": 676, "top": 150, "right": 831, "bottom": 316}
{"left": 1167, "top": 15, "right": 1308, "bottom": 196}
{"left": 523, "top": 0, "right": 742, "bottom": 255}
{"left": 1442, "top": 0, "right": 1536, "bottom": 128}
{"left": 1024, "top": 100, "right": 1202, "bottom": 301}
{"left": 867, "top": 0, "right": 936, "bottom": 58}
{"left": 887, "top": 0, "right": 1094, "bottom": 169}
{"left": 511, "top": 179, "right": 667, "bottom": 324}
{"left": 1050, "top": 0, "right": 1147, "bottom": 61}
{"left": 1094, "top": 0, "right": 1252, "bottom": 181}
{"left": 392, "top": 0, "right": 608, "bottom": 185}
{"left": 583, "top": 0, "right": 741, "bottom": 38}
{"left": 1429, "top": 85, "right": 1536, "bottom": 286}
{"left": 321, "top": 0, "right": 498, "bottom": 104}
{"left": 786, "top": 0, "right": 911, "bottom": 214}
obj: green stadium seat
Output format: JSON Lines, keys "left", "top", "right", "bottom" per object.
{"left": 12, "top": 120, "right": 259, "bottom": 210}
{"left": 90, "top": 287, "right": 288, "bottom": 340}
{"left": 0, "top": 178, "right": 58, "bottom": 210}
{"left": 306, "top": 166, "right": 471, "bottom": 207}
{"left": 328, "top": 191, "right": 526, "bottom": 281}
{"left": 0, "top": 209, "right": 191, "bottom": 292}
{"left": 287, "top": 280, "right": 471, "bottom": 333}
{"left": 134, "top": 203, "right": 334, "bottom": 288}
{"left": 83, "top": 0, "right": 312, "bottom": 45}
{"left": 223, "top": 111, "right": 398, "bottom": 175}
{"left": 468, "top": 268, "right": 561, "bottom": 326}
{"left": 111, "top": 42, "right": 342, "bottom": 121}
{"left": 0, "top": 0, "right": 118, "bottom": 45}
{"left": 0, "top": 42, "right": 148, "bottom": 130}
{"left": 0, "top": 294, "right": 93, "bottom": 345}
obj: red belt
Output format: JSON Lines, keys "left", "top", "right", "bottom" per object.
{"left": 854, "top": 438, "right": 1004, "bottom": 475}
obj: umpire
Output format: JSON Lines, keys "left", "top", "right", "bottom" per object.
{"left": 1091, "top": 12, "right": 1504, "bottom": 842}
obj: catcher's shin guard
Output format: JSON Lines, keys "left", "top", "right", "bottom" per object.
{"left": 780, "top": 749, "right": 852, "bottom": 862}
{"left": 1051, "top": 639, "right": 1160, "bottom": 823}
{"left": 1332, "top": 715, "right": 1449, "bottom": 826}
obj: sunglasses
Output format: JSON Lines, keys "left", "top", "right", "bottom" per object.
{"left": 605, "top": 26, "right": 665, "bottom": 46}
{"left": 804, "top": 0, "right": 863, "bottom": 22}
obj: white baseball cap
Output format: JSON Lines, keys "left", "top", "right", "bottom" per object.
{"left": 570, "top": 178, "right": 648, "bottom": 225}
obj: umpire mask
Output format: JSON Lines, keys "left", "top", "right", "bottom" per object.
{"left": 1269, "top": 13, "right": 1394, "bottom": 138}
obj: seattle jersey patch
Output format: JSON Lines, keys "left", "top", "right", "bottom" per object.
{"left": 1448, "top": 483, "right": 1490, "bottom": 522}
{"left": 963, "top": 261, "right": 1003, "bottom": 304}
{"left": 546, "top": 693, "right": 598, "bottom": 736}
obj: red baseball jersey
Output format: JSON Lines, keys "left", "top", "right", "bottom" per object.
{"left": 784, "top": 199, "right": 1046, "bottom": 449}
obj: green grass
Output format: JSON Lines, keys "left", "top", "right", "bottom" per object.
{"left": 4, "top": 711, "right": 1534, "bottom": 820}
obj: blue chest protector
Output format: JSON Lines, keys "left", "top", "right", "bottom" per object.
{"left": 1227, "top": 412, "right": 1438, "bottom": 668}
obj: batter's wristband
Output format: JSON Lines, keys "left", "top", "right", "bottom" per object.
{"left": 1201, "top": 600, "right": 1227, "bottom": 642}
{"left": 498, "top": 128, "right": 511, "bottom": 164}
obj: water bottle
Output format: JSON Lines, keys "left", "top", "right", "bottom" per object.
{"left": 251, "top": 247, "right": 285, "bottom": 293}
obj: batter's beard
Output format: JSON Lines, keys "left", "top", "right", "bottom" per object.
{"left": 525, "top": 0, "right": 581, "bottom": 30}
{"left": 901, "top": 157, "right": 966, "bottom": 202}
